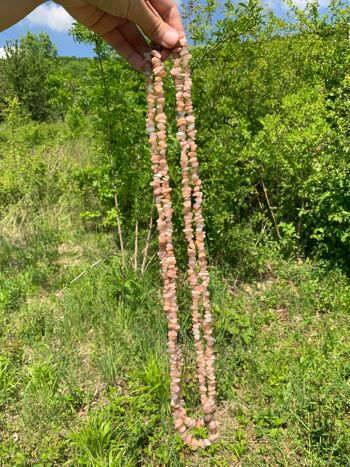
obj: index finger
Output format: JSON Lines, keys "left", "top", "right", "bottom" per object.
{"left": 150, "top": 0, "right": 184, "bottom": 34}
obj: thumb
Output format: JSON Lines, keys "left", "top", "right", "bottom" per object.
{"left": 129, "top": 0, "right": 180, "bottom": 48}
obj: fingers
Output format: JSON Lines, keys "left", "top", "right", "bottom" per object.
{"left": 102, "top": 27, "right": 145, "bottom": 71}
{"left": 62, "top": 0, "right": 185, "bottom": 71}
{"left": 118, "top": 21, "right": 150, "bottom": 57}
{"left": 65, "top": 2, "right": 147, "bottom": 71}
{"left": 150, "top": 0, "right": 184, "bottom": 33}
{"left": 127, "top": 0, "right": 182, "bottom": 49}
{"left": 87, "top": 0, "right": 184, "bottom": 47}
{"left": 91, "top": 13, "right": 150, "bottom": 60}
{"left": 0, "top": 0, "right": 42, "bottom": 32}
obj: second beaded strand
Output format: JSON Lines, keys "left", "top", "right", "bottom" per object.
{"left": 144, "top": 36, "right": 218, "bottom": 449}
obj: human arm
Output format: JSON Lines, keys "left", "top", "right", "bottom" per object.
{"left": 58, "top": 0, "right": 184, "bottom": 70}
{"left": 0, "top": 0, "right": 184, "bottom": 71}
{"left": 0, "top": 0, "right": 42, "bottom": 31}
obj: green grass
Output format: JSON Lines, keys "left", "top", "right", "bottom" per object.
{"left": 1, "top": 123, "right": 350, "bottom": 465}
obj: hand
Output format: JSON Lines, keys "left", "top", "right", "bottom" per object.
{"left": 57, "top": 0, "right": 184, "bottom": 71}
{"left": 0, "top": 1, "right": 42, "bottom": 32}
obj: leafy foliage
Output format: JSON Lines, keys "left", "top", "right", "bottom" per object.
{"left": 1, "top": 0, "right": 350, "bottom": 464}
{"left": 0, "top": 32, "right": 57, "bottom": 121}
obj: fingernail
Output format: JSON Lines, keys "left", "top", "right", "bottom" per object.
{"left": 163, "top": 28, "right": 180, "bottom": 48}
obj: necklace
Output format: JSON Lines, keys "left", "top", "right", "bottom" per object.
{"left": 144, "top": 34, "right": 218, "bottom": 450}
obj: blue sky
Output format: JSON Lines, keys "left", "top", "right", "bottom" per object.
{"left": 0, "top": 0, "right": 330, "bottom": 58}
{"left": 0, "top": 1, "right": 92, "bottom": 57}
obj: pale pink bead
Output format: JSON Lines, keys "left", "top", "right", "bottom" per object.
{"left": 170, "top": 67, "right": 181, "bottom": 76}
{"left": 202, "top": 439, "right": 211, "bottom": 448}
{"left": 177, "top": 117, "right": 186, "bottom": 126}
{"left": 209, "top": 433, "right": 219, "bottom": 442}
{"left": 190, "top": 439, "right": 199, "bottom": 450}
{"left": 155, "top": 112, "right": 166, "bottom": 122}
{"left": 151, "top": 50, "right": 161, "bottom": 59}
{"left": 174, "top": 418, "right": 183, "bottom": 428}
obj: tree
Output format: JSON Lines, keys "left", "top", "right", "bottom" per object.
{"left": 70, "top": 23, "right": 154, "bottom": 268}
{"left": 1, "top": 32, "right": 57, "bottom": 121}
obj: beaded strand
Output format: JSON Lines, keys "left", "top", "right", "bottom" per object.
{"left": 144, "top": 35, "right": 217, "bottom": 450}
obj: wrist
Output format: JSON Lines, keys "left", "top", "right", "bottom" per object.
{"left": 0, "top": 0, "right": 45, "bottom": 32}
{"left": 30, "top": 0, "right": 45, "bottom": 9}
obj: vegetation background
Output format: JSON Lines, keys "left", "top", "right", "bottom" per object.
{"left": 0, "top": 0, "right": 350, "bottom": 464}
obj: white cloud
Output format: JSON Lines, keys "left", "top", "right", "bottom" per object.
{"left": 266, "top": 0, "right": 281, "bottom": 9}
{"left": 292, "top": 0, "right": 330, "bottom": 7}
{"left": 25, "top": 2, "right": 74, "bottom": 33}
{"left": 266, "top": 0, "right": 330, "bottom": 9}
{"left": 0, "top": 47, "right": 5, "bottom": 59}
